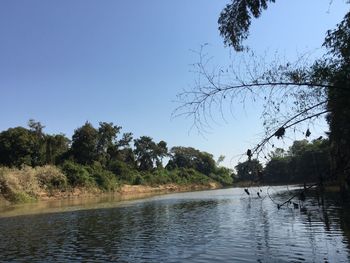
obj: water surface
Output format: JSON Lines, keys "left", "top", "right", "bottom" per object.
{"left": 0, "top": 186, "right": 349, "bottom": 262}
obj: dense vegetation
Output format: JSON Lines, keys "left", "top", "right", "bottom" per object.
{"left": 0, "top": 120, "right": 234, "bottom": 202}
{"left": 235, "top": 139, "right": 331, "bottom": 185}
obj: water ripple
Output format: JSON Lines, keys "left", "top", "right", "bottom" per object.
{"left": 0, "top": 187, "right": 349, "bottom": 262}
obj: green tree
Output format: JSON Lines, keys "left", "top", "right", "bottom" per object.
{"left": 322, "top": 12, "right": 350, "bottom": 190}
{"left": 0, "top": 121, "right": 68, "bottom": 167}
{"left": 0, "top": 127, "right": 36, "bottom": 167}
{"left": 169, "top": 146, "right": 201, "bottom": 169}
{"left": 71, "top": 122, "right": 98, "bottom": 165}
{"left": 96, "top": 122, "right": 121, "bottom": 165}
{"left": 288, "top": 140, "right": 309, "bottom": 157}
{"left": 155, "top": 141, "right": 168, "bottom": 168}
{"left": 44, "top": 134, "right": 70, "bottom": 164}
{"left": 264, "top": 157, "right": 291, "bottom": 184}
{"left": 118, "top": 132, "right": 133, "bottom": 148}
{"left": 196, "top": 151, "right": 216, "bottom": 175}
{"left": 27, "top": 119, "right": 46, "bottom": 166}
{"left": 263, "top": 139, "right": 331, "bottom": 184}
{"left": 134, "top": 136, "right": 157, "bottom": 170}
{"left": 235, "top": 159, "right": 262, "bottom": 182}
{"left": 268, "top": 148, "right": 286, "bottom": 159}
{"left": 115, "top": 132, "right": 135, "bottom": 166}
{"left": 168, "top": 146, "right": 216, "bottom": 175}
{"left": 134, "top": 137, "right": 170, "bottom": 170}
{"left": 97, "top": 122, "right": 121, "bottom": 154}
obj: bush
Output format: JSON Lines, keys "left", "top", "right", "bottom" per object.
{"left": 172, "top": 168, "right": 211, "bottom": 185}
{"left": 209, "top": 167, "right": 234, "bottom": 186}
{"left": 9, "top": 191, "right": 36, "bottom": 203}
{"left": 61, "top": 161, "right": 94, "bottom": 187}
{"left": 0, "top": 166, "right": 40, "bottom": 203}
{"left": 107, "top": 160, "right": 138, "bottom": 184}
{"left": 139, "top": 168, "right": 215, "bottom": 186}
{"left": 35, "top": 165, "right": 67, "bottom": 190}
{"left": 133, "top": 174, "right": 144, "bottom": 185}
{"left": 143, "top": 169, "right": 172, "bottom": 186}
{"left": 87, "top": 163, "right": 118, "bottom": 191}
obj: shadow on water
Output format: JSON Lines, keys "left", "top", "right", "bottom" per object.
{"left": 268, "top": 188, "right": 350, "bottom": 262}
{"left": 0, "top": 187, "right": 349, "bottom": 262}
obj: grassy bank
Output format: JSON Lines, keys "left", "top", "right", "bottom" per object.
{"left": 0, "top": 165, "right": 223, "bottom": 205}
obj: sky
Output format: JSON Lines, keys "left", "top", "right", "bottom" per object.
{"left": 0, "top": 0, "right": 348, "bottom": 168}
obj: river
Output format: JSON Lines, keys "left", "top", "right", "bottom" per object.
{"left": 0, "top": 186, "right": 349, "bottom": 262}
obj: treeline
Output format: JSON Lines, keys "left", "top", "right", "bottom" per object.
{"left": 235, "top": 139, "right": 330, "bottom": 184}
{"left": 0, "top": 120, "right": 234, "bottom": 191}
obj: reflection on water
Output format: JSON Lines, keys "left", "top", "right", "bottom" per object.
{"left": 0, "top": 186, "right": 349, "bottom": 262}
{"left": 0, "top": 191, "right": 165, "bottom": 218}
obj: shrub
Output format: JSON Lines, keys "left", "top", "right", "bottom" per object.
{"left": 61, "top": 161, "right": 94, "bottom": 187}
{"left": 133, "top": 174, "right": 144, "bottom": 185}
{"left": 35, "top": 165, "right": 67, "bottom": 190}
{"left": 108, "top": 160, "right": 138, "bottom": 184}
{"left": 185, "top": 169, "right": 211, "bottom": 184}
{"left": 9, "top": 191, "right": 36, "bottom": 203}
{"left": 0, "top": 166, "right": 40, "bottom": 203}
{"left": 143, "top": 169, "right": 172, "bottom": 186}
{"left": 209, "top": 167, "right": 234, "bottom": 186}
{"left": 87, "top": 163, "right": 118, "bottom": 191}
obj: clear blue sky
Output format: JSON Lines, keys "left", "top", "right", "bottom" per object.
{"left": 0, "top": 0, "right": 348, "bottom": 168}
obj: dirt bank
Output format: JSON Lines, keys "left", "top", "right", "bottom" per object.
{"left": 0, "top": 182, "right": 222, "bottom": 218}
{"left": 119, "top": 182, "right": 220, "bottom": 195}
{"left": 0, "top": 182, "right": 221, "bottom": 207}
{"left": 36, "top": 182, "right": 221, "bottom": 202}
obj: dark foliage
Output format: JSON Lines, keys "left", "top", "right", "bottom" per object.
{"left": 218, "top": 0, "right": 275, "bottom": 50}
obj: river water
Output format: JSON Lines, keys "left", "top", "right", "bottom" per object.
{"left": 0, "top": 186, "right": 349, "bottom": 262}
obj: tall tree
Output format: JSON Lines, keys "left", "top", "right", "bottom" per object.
{"left": 155, "top": 141, "right": 168, "bottom": 168}
{"left": 71, "top": 122, "right": 98, "bottom": 165}
{"left": 134, "top": 136, "right": 157, "bottom": 170}
{"left": 96, "top": 122, "right": 121, "bottom": 165}
{"left": 134, "top": 137, "right": 169, "bottom": 170}
{"left": 235, "top": 159, "right": 263, "bottom": 182}
{"left": 45, "top": 134, "right": 70, "bottom": 164}
{"left": 0, "top": 127, "right": 35, "bottom": 167}
{"left": 323, "top": 12, "right": 350, "bottom": 190}
{"left": 27, "top": 119, "right": 46, "bottom": 166}
{"left": 168, "top": 146, "right": 216, "bottom": 175}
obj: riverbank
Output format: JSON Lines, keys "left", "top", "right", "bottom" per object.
{"left": 0, "top": 182, "right": 221, "bottom": 218}
{"left": 0, "top": 181, "right": 221, "bottom": 207}
{"left": 0, "top": 165, "right": 226, "bottom": 206}
{"left": 38, "top": 182, "right": 221, "bottom": 202}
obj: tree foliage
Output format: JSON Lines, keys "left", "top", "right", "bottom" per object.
{"left": 0, "top": 120, "right": 234, "bottom": 191}
{"left": 134, "top": 136, "right": 158, "bottom": 171}
{"left": 168, "top": 146, "right": 216, "bottom": 175}
{"left": 235, "top": 159, "right": 262, "bottom": 181}
{"left": 218, "top": 0, "right": 275, "bottom": 50}
{"left": 0, "top": 127, "right": 37, "bottom": 167}
{"left": 264, "top": 139, "right": 331, "bottom": 184}
{"left": 71, "top": 122, "right": 99, "bottom": 165}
